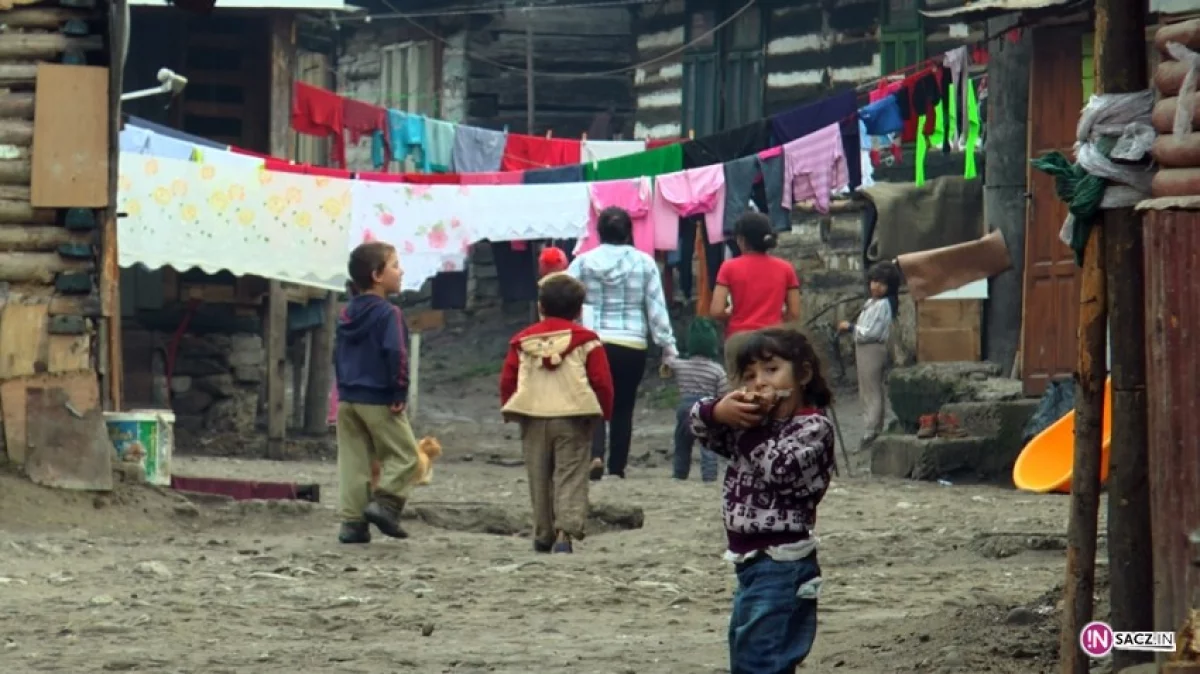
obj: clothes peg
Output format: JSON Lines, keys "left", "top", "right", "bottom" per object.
{"left": 581, "top": 132, "right": 588, "bottom": 142}
{"left": 688, "top": 129, "right": 695, "bottom": 140}
{"left": 503, "top": 124, "right": 509, "bottom": 134}
{"left": 546, "top": 129, "right": 553, "bottom": 139}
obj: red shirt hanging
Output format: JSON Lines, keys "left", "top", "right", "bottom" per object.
{"left": 499, "top": 134, "right": 582, "bottom": 172}
{"left": 343, "top": 98, "right": 389, "bottom": 169}
{"left": 291, "top": 82, "right": 346, "bottom": 167}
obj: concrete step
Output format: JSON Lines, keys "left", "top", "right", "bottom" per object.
{"left": 938, "top": 399, "right": 1039, "bottom": 443}
{"left": 869, "top": 433, "right": 1020, "bottom": 484}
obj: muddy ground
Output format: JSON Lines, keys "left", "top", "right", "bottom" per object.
{"left": 0, "top": 316, "right": 1108, "bottom": 673}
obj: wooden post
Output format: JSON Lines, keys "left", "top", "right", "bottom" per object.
{"left": 408, "top": 331, "right": 421, "bottom": 421}
{"left": 525, "top": 11, "right": 534, "bottom": 134}
{"left": 1095, "top": 0, "right": 1154, "bottom": 669}
{"left": 1060, "top": 228, "right": 1108, "bottom": 674}
{"left": 101, "top": 0, "right": 127, "bottom": 410}
{"left": 303, "top": 291, "right": 336, "bottom": 434}
{"left": 265, "top": 14, "right": 296, "bottom": 458}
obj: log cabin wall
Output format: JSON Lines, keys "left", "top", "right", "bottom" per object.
{"left": 0, "top": 0, "right": 114, "bottom": 465}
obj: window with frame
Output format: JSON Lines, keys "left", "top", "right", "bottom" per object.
{"left": 682, "top": 3, "right": 764, "bottom": 135}
{"left": 683, "top": 9, "right": 719, "bottom": 137}
{"left": 880, "top": 0, "right": 925, "bottom": 74}
{"left": 722, "top": 6, "right": 762, "bottom": 129}
{"left": 380, "top": 41, "right": 437, "bottom": 117}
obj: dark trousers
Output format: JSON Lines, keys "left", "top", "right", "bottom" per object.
{"left": 676, "top": 215, "right": 727, "bottom": 301}
{"left": 674, "top": 394, "right": 718, "bottom": 481}
{"left": 591, "top": 343, "right": 647, "bottom": 477}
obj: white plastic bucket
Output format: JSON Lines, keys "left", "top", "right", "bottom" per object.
{"left": 104, "top": 409, "right": 175, "bottom": 487}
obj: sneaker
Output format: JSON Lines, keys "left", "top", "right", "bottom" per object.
{"left": 936, "top": 413, "right": 969, "bottom": 439}
{"left": 916, "top": 414, "right": 938, "bottom": 439}
{"left": 363, "top": 496, "right": 409, "bottom": 539}
{"left": 589, "top": 458, "right": 604, "bottom": 482}
{"left": 338, "top": 521, "right": 371, "bottom": 545}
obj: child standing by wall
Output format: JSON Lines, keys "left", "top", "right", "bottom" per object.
{"left": 500, "top": 273, "right": 614, "bottom": 554}
{"left": 838, "top": 261, "right": 900, "bottom": 445}
{"left": 689, "top": 328, "right": 836, "bottom": 674}
{"left": 663, "top": 317, "right": 728, "bottom": 482}
{"left": 334, "top": 241, "right": 421, "bottom": 545}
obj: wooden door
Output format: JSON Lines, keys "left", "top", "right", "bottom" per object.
{"left": 1022, "top": 25, "right": 1085, "bottom": 397}
{"left": 174, "top": 15, "right": 270, "bottom": 152}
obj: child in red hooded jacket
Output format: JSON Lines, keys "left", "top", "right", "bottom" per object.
{"left": 500, "top": 272, "right": 614, "bottom": 554}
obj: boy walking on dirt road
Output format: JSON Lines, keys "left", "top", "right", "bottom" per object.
{"left": 334, "top": 241, "right": 420, "bottom": 545}
{"left": 500, "top": 273, "right": 614, "bottom": 553}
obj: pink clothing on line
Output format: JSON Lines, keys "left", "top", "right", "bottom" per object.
{"left": 650, "top": 165, "right": 726, "bottom": 250}
{"left": 460, "top": 171, "right": 524, "bottom": 185}
{"left": 757, "top": 145, "right": 782, "bottom": 160}
{"left": 869, "top": 79, "right": 904, "bottom": 104}
{"left": 782, "top": 123, "right": 848, "bottom": 215}
{"left": 578, "top": 178, "right": 654, "bottom": 255}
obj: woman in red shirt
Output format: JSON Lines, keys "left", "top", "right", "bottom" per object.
{"left": 708, "top": 213, "right": 802, "bottom": 373}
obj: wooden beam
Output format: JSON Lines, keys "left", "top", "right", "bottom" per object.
{"left": 0, "top": 225, "right": 89, "bottom": 251}
{"left": 0, "top": 252, "right": 92, "bottom": 283}
{"left": 303, "top": 292, "right": 336, "bottom": 435}
{"left": 0, "top": 7, "right": 100, "bottom": 30}
{"left": 0, "top": 34, "right": 104, "bottom": 60}
{"left": 264, "top": 13, "right": 297, "bottom": 458}
{"left": 1096, "top": 0, "right": 1155, "bottom": 669}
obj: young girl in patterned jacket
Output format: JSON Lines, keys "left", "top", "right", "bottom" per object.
{"left": 689, "top": 327, "right": 836, "bottom": 674}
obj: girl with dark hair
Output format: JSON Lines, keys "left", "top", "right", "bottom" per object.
{"left": 838, "top": 261, "right": 900, "bottom": 444}
{"left": 710, "top": 212, "right": 802, "bottom": 374}
{"left": 568, "top": 206, "right": 678, "bottom": 480}
{"left": 688, "top": 327, "right": 836, "bottom": 673}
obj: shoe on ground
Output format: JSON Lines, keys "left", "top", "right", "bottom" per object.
{"left": 589, "top": 458, "right": 604, "bottom": 482}
{"left": 363, "top": 496, "right": 409, "bottom": 539}
{"left": 936, "top": 412, "right": 969, "bottom": 438}
{"left": 533, "top": 540, "right": 553, "bottom": 554}
{"left": 338, "top": 521, "right": 371, "bottom": 544}
{"left": 916, "top": 414, "right": 938, "bottom": 439}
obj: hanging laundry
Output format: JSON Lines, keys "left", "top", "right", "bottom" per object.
{"left": 451, "top": 125, "right": 506, "bottom": 173}
{"left": 646, "top": 138, "right": 684, "bottom": 150}
{"left": 499, "top": 133, "right": 583, "bottom": 172}
{"left": 681, "top": 120, "right": 772, "bottom": 169}
{"left": 348, "top": 181, "right": 474, "bottom": 289}
{"left": 675, "top": 215, "right": 728, "bottom": 300}
{"left": 894, "top": 68, "right": 942, "bottom": 143}
{"left": 460, "top": 171, "right": 524, "bottom": 185}
{"left": 780, "top": 123, "right": 848, "bottom": 214}
{"left": 869, "top": 78, "right": 904, "bottom": 104}
{"left": 650, "top": 165, "right": 726, "bottom": 250}
{"left": 425, "top": 118, "right": 457, "bottom": 172}
{"left": 523, "top": 165, "right": 585, "bottom": 184}
{"left": 577, "top": 178, "right": 654, "bottom": 255}
{"left": 914, "top": 81, "right": 981, "bottom": 185}
{"left": 859, "top": 95, "right": 904, "bottom": 137}
{"left": 373, "top": 109, "right": 428, "bottom": 171}
{"left": 126, "top": 116, "right": 226, "bottom": 149}
{"left": 354, "top": 172, "right": 462, "bottom": 185}
{"left": 465, "top": 183, "right": 591, "bottom": 243}
{"left": 769, "top": 90, "right": 862, "bottom": 190}
{"left": 943, "top": 47, "right": 971, "bottom": 147}
{"left": 291, "top": 82, "right": 345, "bottom": 167}
{"left": 584, "top": 142, "right": 682, "bottom": 181}
{"left": 117, "top": 152, "right": 351, "bottom": 290}
{"left": 857, "top": 119, "right": 876, "bottom": 188}
{"left": 344, "top": 98, "right": 388, "bottom": 149}
{"left": 192, "top": 147, "right": 265, "bottom": 169}
{"left": 758, "top": 152, "right": 790, "bottom": 232}
{"left": 120, "top": 126, "right": 198, "bottom": 161}
{"left": 583, "top": 139, "right": 646, "bottom": 163}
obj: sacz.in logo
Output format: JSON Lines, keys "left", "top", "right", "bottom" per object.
{"left": 1079, "top": 621, "right": 1177, "bottom": 657}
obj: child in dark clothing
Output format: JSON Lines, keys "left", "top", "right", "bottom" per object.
{"left": 663, "top": 317, "right": 728, "bottom": 481}
{"left": 689, "top": 328, "right": 836, "bottom": 674}
{"left": 334, "top": 241, "right": 421, "bottom": 545}
{"left": 500, "top": 273, "right": 614, "bottom": 553}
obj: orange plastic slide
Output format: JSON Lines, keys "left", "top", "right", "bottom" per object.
{"left": 1012, "top": 378, "right": 1112, "bottom": 494}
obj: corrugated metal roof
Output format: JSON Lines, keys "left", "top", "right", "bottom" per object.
{"left": 920, "top": 0, "right": 1076, "bottom": 19}
{"left": 128, "top": 0, "right": 351, "bottom": 9}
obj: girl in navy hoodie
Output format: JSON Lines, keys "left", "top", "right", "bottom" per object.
{"left": 334, "top": 241, "right": 420, "bottom": 545}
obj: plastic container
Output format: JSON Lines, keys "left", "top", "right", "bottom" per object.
{"left": 104, "top": 409, "right": 175, "bottom": 486}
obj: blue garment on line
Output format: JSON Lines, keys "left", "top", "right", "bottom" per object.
{"left": 859, "top": 94, "right": 904, "bottom": 137}
{"left": 371, "top": 109, "right": 429, "bottom": 170}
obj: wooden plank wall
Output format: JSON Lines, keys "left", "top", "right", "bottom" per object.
{"left": 0, "top": 2, "right": 112, "bottom": 465}
{"left": 463, "top": 6, "right": 636, "bottom": 136}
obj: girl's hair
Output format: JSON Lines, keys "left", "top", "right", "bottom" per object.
{"left": 596, "top": 206, "right": 633, "bottom": 245}
{"left": 347, "top": 241, "right": 396, "bottom": 294}
{"left": 866, "top": 261, "right": 901, "bottom": 319}
{"left": 685, "top": 317, "right": 721, "bottom": 361}
{"left": 734, "top": 212, "right": 776, "bottom": 253}
{"left": 731, "top": 328, "right": 833, "bottom": 408}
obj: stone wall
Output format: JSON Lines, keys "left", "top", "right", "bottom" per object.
{"left": 164, "top": 333, "right": 266, "bottom": 436}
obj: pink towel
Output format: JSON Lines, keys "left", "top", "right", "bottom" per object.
{"left": 650, "top": 165, "right": 726, "bottom": 250}
{"left": 578, "top": 178, "right": 654, "bottom": 255}
{"left": 781, "top": 123, "right": 847, "bottom": 214}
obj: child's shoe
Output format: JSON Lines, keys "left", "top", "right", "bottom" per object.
{"left": 589, "top": 458, "right": 604, "bottom": 482}
{"left": 936, "top": 413, "right": 969, "bottom": 438}
{"left": 363, "top": 495, "right": 409, "bottom": 539}
{"left": 533, "top": 540, "right": 553, "bottom": 554}
{"left": 552, "top": 533, "right": 573, "bottom": 554}
{"left": 338, "top": 521, "right": 371, "bottom": 544}
{"left": 916, "top": 414, "right": 938, "bottom": 439}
